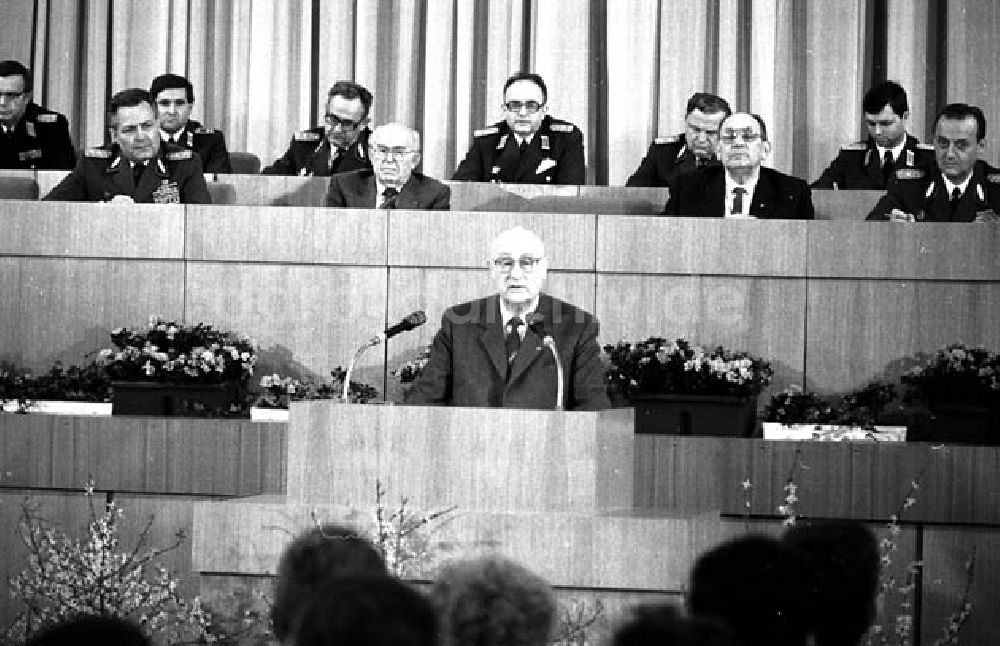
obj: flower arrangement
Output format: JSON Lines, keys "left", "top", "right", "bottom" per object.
{"left": 256, "top": 367, "right": 379, "bottom": 408}
{"left": 604, "top": 337, "right": 773, "bottom": 400}
{"left": 392, "top": 346, "right": 432, "bottom": 384}
{"left": 902, "top": 344, "right": 1000, "bottom": 408}
{"left": 764, "top": 382, "right": 902, "bottom": 428}
{"left": 1, "top": 361, "right": 111, "bottom": 412}
{"left": 97, "top": 316, "right": 257, "bottom": 384}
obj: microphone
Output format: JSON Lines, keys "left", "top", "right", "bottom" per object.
{"left": 369, "top": 311, "right": 427, "bottom": 346}
{"left": 525, "top": 313, "right": 564, "bottom": 410}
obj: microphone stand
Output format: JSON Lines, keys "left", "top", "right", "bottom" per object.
{"left": 541, "top": 336, "right": 564, "bottom": 411}
{"left": 342, "top": 342, "right": 374, "bottom": 402}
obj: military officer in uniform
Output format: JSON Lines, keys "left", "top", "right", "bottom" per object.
{"left": 149, "top": 73, "right": 231, "bottom": 174}
{"left": 452, "top": 72, "right": 585, "bottom": 185}
{"left": 262, "top": 80, "right": 373, "bottom": 177}
{"left": 0, "top": 59, "right": 75, "bottom": 169}
{"left": 44, "top": 88, "right": 210, "bottom": 204}
{"left": 812, "top": 81, "right": 934, "bottom": 189}
{"left": 626, "top": 92, "right": 731, "bottom": 187}
{"left": 867, "top": 103, "right": 1000, "bottom": 222}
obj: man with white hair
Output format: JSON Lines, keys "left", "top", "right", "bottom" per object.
{"left": 324, "top": 122, "right": 450, "bottom": 209}
{"left": 405, "top": 226, "right": 609, "bottom": 410}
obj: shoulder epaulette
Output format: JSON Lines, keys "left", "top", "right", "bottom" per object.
{"left": 294, "top": 131, "right": 322, "bottom": 141}
{"left": 473, "top": 126, "right": 498, "bottom": 137}
{"left": 895, "top": 168, "right": 924, "bottom": 180}
{"left": 549, "top": 123, "right": 575, "bottom": 133}
{"left": 85, "top": 148, "right": 112, "bottom": 159}
{"left": 840, "top": 142, "right": 867, "bottom": 151}
{"left": 988, "top": 174, "right": 1000, "bottom": 183}
{"left": 917, "top": 143, "right": 934, "bottom": 151}
{"left": 193, "top": 126, "right": 218, "bottom": 135}
{"left": 35, "top": 113, "right": 59, "bottom": 124}
{"left": 654, "top": 134, "right": 681, "bottom": 145}
{"left": 166, "top": 150, "right": 194, "bottom": 161}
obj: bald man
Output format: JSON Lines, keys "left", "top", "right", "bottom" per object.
{"left": 324, "top": 122, "right": 450, "bottom": 209}
{"left": 405, "top": 226, "right": 609, "bottom": 410}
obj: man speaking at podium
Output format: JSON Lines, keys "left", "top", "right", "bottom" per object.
{"left": 404, "top": 227, "right": 609, "bottom": 410}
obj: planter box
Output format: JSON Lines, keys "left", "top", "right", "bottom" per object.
{"left": 2, "top": 400, "right": 112, "bottom": 415}
{"left": 111, "top": 381, "right": 247, "bottom": 417}
{"left": 630, "top": 393, "right": 757, "bottom": 437}
{"left": 925, "top": 403, "right": 999, "bottom": 445}
{"left": 762, "top": 422, "right": 906, "bottom": 442}
{"left": 250, "top": 407, "right": 289, "bottom": 422}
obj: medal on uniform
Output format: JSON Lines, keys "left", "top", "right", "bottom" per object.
{"left": 18, "top": 149, "right": 42, "bottom": 161}
{"left": 496, "top": 135, "right": 508, "bottom": 150}
{"left": 152, "top": 180, "right": 181, "bottom": 204}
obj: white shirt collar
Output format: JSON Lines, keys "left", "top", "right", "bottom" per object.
{"left": 724, "top": 169, "right": 760, "bottom": 219}
{"left": 942, "top": 172, "right": 974, "bottom": 198}
{"left": 876, "top": 139, "right": 907, "bottom": 164}
{"left": 514, "top": 133, "right": 535, "bottom": 147}
{"left": 498, "top": 297, "right": 539, "bottom": 338}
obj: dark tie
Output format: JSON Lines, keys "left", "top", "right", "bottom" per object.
{"left": 731, "top": 187, "right": 746, "bottom": 215}
{"left": 132, "top": 163, "right": 145, "bottom": 187}
{"left": 882, "top": 151, "right": 894, "bottom": 184}
{"left": 329, "top": 147, "right": 345, "bottom": 173}
{"left": 505, "top": 317, "right": 523, "bottom": 379}
{"left": 950, "top": 187, "right": 962, "bottom": 213}
{"left": 519, "top": 139, "right": 528, "bottom": 155}
{"left": 379, "top": 187, "right": 399, "bottom": 209}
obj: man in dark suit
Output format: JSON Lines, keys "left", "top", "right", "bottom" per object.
{"left": 324, "top": 123, "right": 449, "bottom": 209}
{"left": 626, "top": 92, "right": 731, "bottom": 187}
{"left": 452, "top": 72, "right": 585, "bottom": 185}
{"left": 867, "top": 103, "right": 1000, "bottom": 222}
{"left": 149, "top": 73, "right": 231, "bottom": 174}
{"left": 0, "top": 59, "right": 75, "bottom": 169}
{"left": 812, "top": 81, "right": 934, "bottom": 190}
{"left": 663, "top": 112, "right": 814, "bottom": 219}
{"left": 44, "top": 88, "right": 210, "bottom": 204}
{"left": 405, "top": 227, "right": 609, "bottom": 410}
{"left": 263, "top": 80, "right": 373, "bottom": 177}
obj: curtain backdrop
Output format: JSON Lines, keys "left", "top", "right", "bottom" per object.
{"left": 2, "top": 0, "right": 997, "bottom": 185}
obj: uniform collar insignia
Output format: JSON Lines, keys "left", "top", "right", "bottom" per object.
{"left": 906, "top": 149, "right": 915, "bottom": 166}
{"left": 358, "top": 142, "right": 366, "bottom": 160}
{"left": 157, "top": 158, "right": 167, "bottom": 175}
{"left": 925, "top": 182, "right": 935, "bottom": 199}
{"left": 977, "top": 182, "right": 985, "bottom": 203}
{"left": 109, "top": 156, "right": 122, "bottom": 171}
{"left": 25, "top": 122, "right": 36, "bottom": 138}
{"left": 864, "top": 149, "right": 871, "bottom": 167}
{"left": 675, "top": 144, "right": 686, "bottom": 162}
{"left": 496, "top": 134, "right": 508, "bottom": 150}
{"left": 540, "top": 135, "right": 550, "bottom": 151}
{"left": 186, "top": 131, "right": 194, "bottom": 146}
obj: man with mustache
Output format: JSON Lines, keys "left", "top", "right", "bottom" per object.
{"left": 44, "top": 88, "right": 210, "bottom": 203}
{"left": 452, "top": 72, "right": 585, "bottom": 185}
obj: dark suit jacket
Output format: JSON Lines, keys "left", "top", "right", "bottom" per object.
{"left": 262, "top": 127, "right": 372, "bottom": 176}
{"left": 43, "top": 142, "right": 210, "bottom": 204}
{"left": 170, "top": 119, "right": 232, "bottom": 174}
{"left": 811, "top": 134, "right": 935, "bottom": 189}
{"left": 0, "top": 102, "right": 75, "bottom": 170}
{"left": 404, "top": 294, "right": 610, "bottom": 410}
{"left": 663, "top": 166, "right": 814, "bottom": 219}
{"left": 324, "top": 169, "right": 450, "bottom": 209}
{"left": 452, "top": 116, "right": 585, "bottom": 184}
{"left": 626, "top": 133, "right": 720, "bottom": 188}
{"left": 866, "top": 160, "right": 1000, "bottom": 222}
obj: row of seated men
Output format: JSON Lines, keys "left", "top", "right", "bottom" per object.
{"left": 2, "top": 58, "right": 998, "bottom": 221}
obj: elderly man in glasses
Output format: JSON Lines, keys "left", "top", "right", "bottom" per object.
{"left": 0, "top": 59, "right": 75, "bottom": 170}
{"left": 405, "top": 226, "right": 609, "bottom": 410}
{"left": 262, "top": 80, "right": 374, "bottom": 176}
{"left": 324, "top": 122, "right": 450, "bottom": 209}
{"left": 663, "top": 112, "right": 814, "bottom": 219}
{"left": 452, "top": 72, "right": 585, "bottom": 185}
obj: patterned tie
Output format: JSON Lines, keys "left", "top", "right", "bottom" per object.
{"left": 379, "top": 187, "right": 399, "bottom": 209}
{"left": 949, "top": 187, "right": 962, "bottom": 214}
{"left": 731, "top": 187, "right": 747, "bottom": 215}
{"left": 882, "top": 151, "right": 894, "bottom": 185}
{"left": 505, "top": 317, "right": 523, "bottom": 380}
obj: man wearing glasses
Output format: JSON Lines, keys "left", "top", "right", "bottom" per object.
{"left": 0, "top": 59, "right": 75, "bottom": 170}
{"left": 149, "top": 73, "right": 231, "bottom": 174}
{"left": 405, "top": 226, "right": 609, "bottom": 410}
{"left": 452, "top": 72, "right": 585, "bottom": 185}
{"left": 263, "top": 80, "right": 373, "bottom": 176}
{"left": 627, "top": 92, "right": 731, "bottom": 187}
{"left": 663, "top": 112, "right": 814, "bottom": 219}
{"left": 324, "top": 122, "right": 450, "bottom": 209}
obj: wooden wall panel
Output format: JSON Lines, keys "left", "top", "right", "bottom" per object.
{"left": 0, "top": 258, "right": 20, "bottom": 366}
{"left": 807, "top": 222, "right": 1000, "bottom": 280}
{"left": 921, "top": 527, "right": 1000, "bottom": 646}
{"left": 811, "top": 190, "right": 884, "bottom": 221}
{"left": 185, "top": 205, "right": 387, "bottom": 265}
{"left": 805, "top": 280, "right": 1000, "bottom": 392}
{"left": 184, "top": 263, "right": 388, "bottom": 390}
{"left": 15, "top": 258, "right": 185, "bottom": 372}
{"left": 886, "top": 0, "right": 933, "bottom": 141}
{"left": 596, "top": 217, "right": 808, "bottom": 276}
{"left": 0, "top": 416, "right": 286, "bottom": 496}
{"left": 577, "top": 186, "right": 669, "bottom": 216}
{"left": 115, "top": 494, "right": 199, "bottom": 598}
{"left": 597, "top": 274, "right": 807, "bottom": 394}
{"left": 206, "top": 174, "right": 327, "bottom": 206}
{"left": 0, "top": 201, "right": 185, "bottom": 259}
{"left": 946, "top": 0, "right": 1000, "bottom": 166}
{"left": 388, "top": 211, "right": 596, "bottom": 270}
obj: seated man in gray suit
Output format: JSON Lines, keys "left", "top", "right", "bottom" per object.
{"left": 405, "top": 226, "right": 609, "bottom": 410}
{"left": 324, "top": 122, "right": 450, "bottom": 209}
